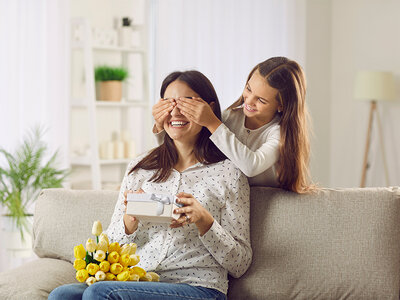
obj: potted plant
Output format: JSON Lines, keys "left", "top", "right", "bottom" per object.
{"left": 0, "top": 127, "right": 69, "bottom": 241}
{"left": 94, "top": 65, "right": 129, "bottom": 101}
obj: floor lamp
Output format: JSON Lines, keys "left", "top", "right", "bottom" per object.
{"left": 354, "top": 71, "right": 395, "bottom": 187}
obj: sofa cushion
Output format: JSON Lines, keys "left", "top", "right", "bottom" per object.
{"left": 33, "top": 188, "right": 118, "bottom": 263}
{"left": 0, "top": 258, "right": 76, "bottom": 300}
{"left": 228, "top": 187, "right": 400, "bottom": 300}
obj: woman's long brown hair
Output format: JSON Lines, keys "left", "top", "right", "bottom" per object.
{"left": 129, "top": 70, "right": 226, "bottom": 182}
{"left": 229, "top": 57, "right": 314, "bottom": 193}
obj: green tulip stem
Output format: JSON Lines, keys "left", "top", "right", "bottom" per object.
{"left": 96, "top": 236, "right": 99, "bottom": 244}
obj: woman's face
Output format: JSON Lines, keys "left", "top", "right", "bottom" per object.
{"left": 242, "top": 69, "right": 281, "bottom": 127}
{"left": 163, "top": 80, "right": 203, "bottom": 144}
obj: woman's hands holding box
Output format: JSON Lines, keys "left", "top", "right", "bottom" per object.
{"left": 170, "top": 192, "right": 214, "bottom": 236}
{"left": 123, "top": 189, "right": 143, "bottom": 235}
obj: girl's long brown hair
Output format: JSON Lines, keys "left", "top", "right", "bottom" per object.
{"left": 229, "top": 57, "right": 314, "bottom": 193}
{"left": 129, "top": 70, "right": 226, "bottom": 182}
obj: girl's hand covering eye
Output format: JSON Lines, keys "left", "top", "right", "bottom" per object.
{"left": 152, "top": 98, "right": 176, "bottom": 132}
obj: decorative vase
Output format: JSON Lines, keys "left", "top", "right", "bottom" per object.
{"left": 98, "top": 80, "right": 122, "bottom": 101}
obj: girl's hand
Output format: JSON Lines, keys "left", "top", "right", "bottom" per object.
{"left": 170, "top": 192, "right": 214, "bottom": 236}
{"left": 123, "top": 189, "right": 144, "bottom": 235}
{"left": 152, "top": 98, "right": 176, "bottom": 133}
{"left": 176, "top": 97, "right": 222, "bottom": 133}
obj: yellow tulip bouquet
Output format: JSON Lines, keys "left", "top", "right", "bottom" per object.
{"left": 73, "top": 220, "right": 159, "bottom": 286}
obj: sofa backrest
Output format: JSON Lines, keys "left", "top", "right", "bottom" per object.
{"left": 33, "top": 188, "right": 119, "bottom": 263}
{"left": 34, "top": 187, "right": 400, "bottom": 300}
{"left": 227, "top": 186, "right": 400, "bottom": 300}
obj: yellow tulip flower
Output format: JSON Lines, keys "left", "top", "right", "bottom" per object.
{"left": 129, "top": 254, "right": 140, "bottom": 266}
{"left": 108, "top": 242, "right": 121, "bottom": 254}
{"left": 86, "top": 263, "right": 100, "bottom": 276}
{"left": 76, "top": 269, "right": 89, "bottom": 283}
{"left": 117, "top": 270, "right": 130, "bottom": 281}
{"left": 94, "top": 250, "right": 106, "bottom": 262}
{"left": 86, "top": 276, "right": 97, "bottom": 286}
{"left": 99, "top": 233, "right": 109, "bottom": 246}
{"left": 110, "top": 263, "right": 123, "bottom": 275}
{"left": 73, "top": 259, "right": 86, "bottom": 271}
{"left": 99, "top": 261, "right": 110, "bottom": 273}
{"left": 130, "top": 266, "right": 146, "bottom": 278}
{"left": 86, "top": 238, "right": 97, "bottom": 253}
{"left": 108, "top": 251, "right": 120, "bottom": 264}
{"left": 139, "top": 273, "right": 153, "bottom": 281}
{"left": 105, "top": 273, "right": 116, "bottom": 281}
{"left": 128, "top": 243, "right": 137, "bottom": 255}
{"left": 74, "top": 244, "right": 86, "bottom": 260}
{"left": 147, "top": 272, "right": 160, "bottom": 282}
{"left": 95, "top": 270, "right": 106, "bottom": 281}
{"left": 97, "top": 240, "right": 108, "bottom": 253}
{"left": 129, "top": 274, "right": 140, "bottom": 281}
{"left": 92, "top": 220, "right": 103, "bottom": 236}
{"left": 119, "top": 254, "right": 131, "bottom": 267}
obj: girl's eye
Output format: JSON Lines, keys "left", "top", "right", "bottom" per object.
{"left": 246, "top": 85, "right": 251, "bottom": 91}
{"left": 258, "top": 98, "right": 266, "bottom": 104}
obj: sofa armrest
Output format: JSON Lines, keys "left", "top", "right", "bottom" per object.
{"left": 0, "top": 258, "right": 76, "bottom": 300}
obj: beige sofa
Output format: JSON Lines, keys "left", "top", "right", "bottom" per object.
{"left": 1, "top": 187, "right": 400, "bottom": 300}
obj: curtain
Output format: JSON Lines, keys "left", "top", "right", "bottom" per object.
{"left": 150, "top": 0, "right": 306, "bottom": 109}
{"left": 0, "top": 0, "right": 70, "bottom": 168}
{"left": 0, "top": 0, "right": 70, "bottom": 272}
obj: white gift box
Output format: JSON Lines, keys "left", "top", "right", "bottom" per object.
{"left": 126, "top": 193, "right": 182, "bottom": 223}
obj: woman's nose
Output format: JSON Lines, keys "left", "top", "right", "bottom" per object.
{"left": 170, "top": 105, "right": 182, "bottom": 116}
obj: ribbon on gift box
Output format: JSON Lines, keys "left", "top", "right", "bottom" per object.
{"left": 126, "top": 193, "right": 182, "bottom": 215}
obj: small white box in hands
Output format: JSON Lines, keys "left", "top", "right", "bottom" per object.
{"left": 126, "top": 193, "right": 182, "bottom": 223}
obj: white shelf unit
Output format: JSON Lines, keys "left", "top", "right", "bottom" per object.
{"left": 70, "top": 17, "right": 149, "bottom": 190}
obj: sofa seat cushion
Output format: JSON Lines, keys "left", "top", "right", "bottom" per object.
{"left": 0, "top": 258, "right": 76, "bottom": 300}
{"left": 33, "top": 188, "right": 118, "bottom": 263}
{"left": 228, "top": 187, "right": 400, "bottom": 300}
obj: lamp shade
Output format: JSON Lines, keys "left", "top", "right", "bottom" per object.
{"left": 354, "top": 71, "right": 395, "bottom": 101}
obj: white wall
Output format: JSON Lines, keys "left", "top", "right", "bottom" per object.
{"left": 330, "top": 0, "right": 400, "bottom": 188}
{"left": 305, "top": 0, "right": 332, "bottom": 187}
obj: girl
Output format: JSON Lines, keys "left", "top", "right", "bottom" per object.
{"left": 49, "top": 70, "right": 251, "bottom": 300}
{"left": 152, "top": 57, "right": 313, "bottom": 193}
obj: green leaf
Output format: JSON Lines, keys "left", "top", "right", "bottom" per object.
{"left": 94, "top": 65, "right": 129, "bottom": 81}
{"left": 0, "top": 125, "right": 70, "bottom": 240}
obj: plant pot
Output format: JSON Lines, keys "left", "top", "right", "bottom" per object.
{"left": 98, "top": 80, "right": 122, "bottom": 101}
{"left": 1, "top": 214, "right": 33, "bottom": 255}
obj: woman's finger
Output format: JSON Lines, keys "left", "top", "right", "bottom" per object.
{"left": 174, "top": 206, "right": 193, "bottom": 215}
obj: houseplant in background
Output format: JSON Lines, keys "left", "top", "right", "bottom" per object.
{"left": 0, "top": 127, "right": 69, "bottom": 242}
{"left": 95, "top": 65, "right": 129, "bottom": 101}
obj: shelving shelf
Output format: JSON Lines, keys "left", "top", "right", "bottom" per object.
{"left": 70, "top": 17, "right": 149, "bottom": 190}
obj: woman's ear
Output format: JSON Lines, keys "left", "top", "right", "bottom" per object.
{"left": 210, "top": 102, "right": 216, "bottom": 109}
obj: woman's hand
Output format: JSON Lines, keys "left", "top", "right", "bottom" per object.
{"left": 176, "top": 97, "right": 222, "bottom": 133}
{"left": 152, "top": 98, "right": 176, "bottom": 133}
{"left": 170, "top": 192, "right": 214, "bottom": 236}
{"left": 123, "top": 189, "right": 144, "bottom": 235}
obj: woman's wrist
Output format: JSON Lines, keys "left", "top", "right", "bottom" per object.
{"left": 196, "top": 210, "right": 214, "bottom": 236}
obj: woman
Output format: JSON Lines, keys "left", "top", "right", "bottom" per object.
{"left": 49, "top": 70, "right": 251, "bottom": 300}
{"left": 153, "top": 57, "right": 314, "bottom": 193}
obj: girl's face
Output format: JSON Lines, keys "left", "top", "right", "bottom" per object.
{"left": 163, "top": 80, "right": 203, "bottom": 144}
{"left": 242, "top": 69, "right": 281, "bottom": 127}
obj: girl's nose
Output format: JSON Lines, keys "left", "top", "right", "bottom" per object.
{"left": 246, "top": 95, "right": 257, "bottom": 105}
